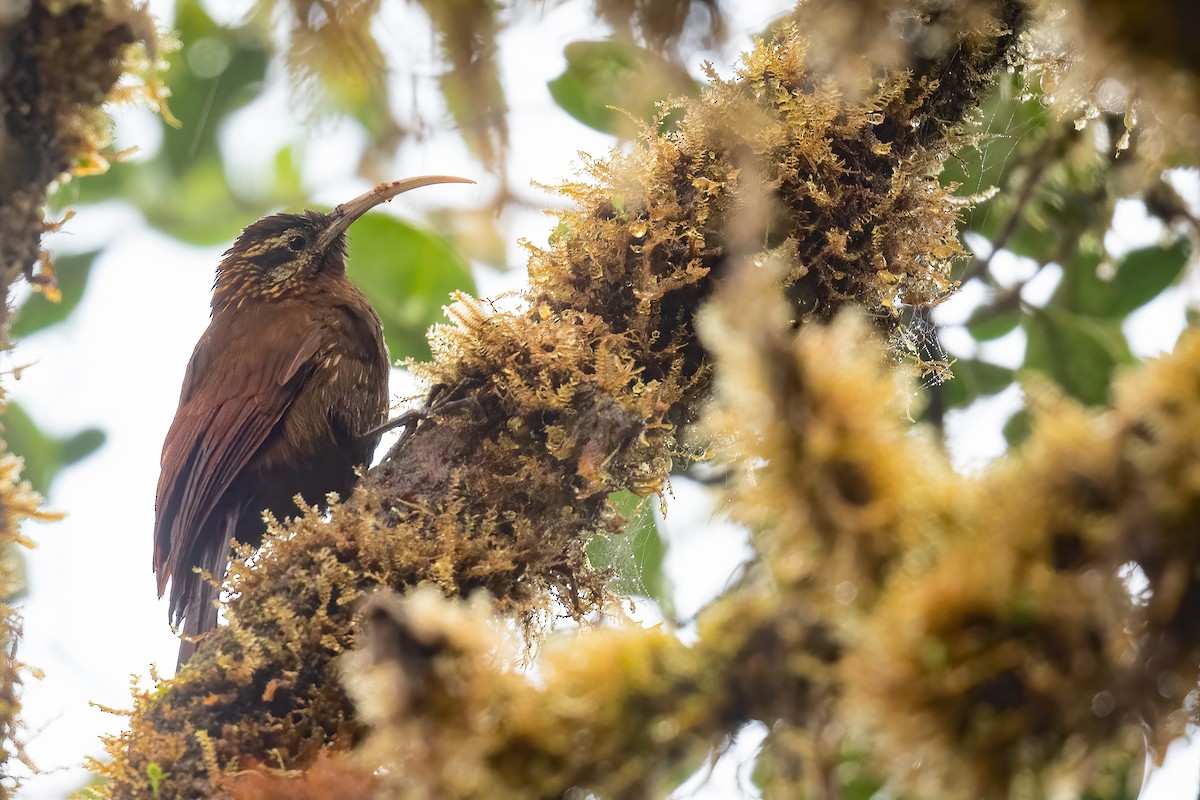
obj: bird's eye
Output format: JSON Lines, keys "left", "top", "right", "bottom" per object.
{"left": 286, "top": 235, "right": 306, "bottom": 252}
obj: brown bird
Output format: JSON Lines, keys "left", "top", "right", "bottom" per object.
{"left": 154, "top": 176, "right": 472, "bottom": 667}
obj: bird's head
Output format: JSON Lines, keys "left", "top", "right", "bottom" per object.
{"left": 213, "top": 175, "right": 474, "bottom": 310}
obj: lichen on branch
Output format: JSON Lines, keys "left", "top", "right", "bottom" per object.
{"left": 94, "top": 3, "right": 1027, "bottom": 797}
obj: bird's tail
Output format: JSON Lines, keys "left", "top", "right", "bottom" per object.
{"left": 175, "top": 510, "right": 237, "bottom": 669}
{"left": 176, "top": 578, "right": 219, "bottom": 668}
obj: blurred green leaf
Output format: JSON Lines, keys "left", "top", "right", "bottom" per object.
{"left": 345, "top": 213, "right": 476, "bottom": 362}
{"left": 995, "top": 154, "right": 1107, "bottom": 266}
{"left": 942, "top": 358, "right": 1014, "bottom": 409}
{"left": 1054, "top": 239, "right": 1189, "bottom": 319}
{"left": 1055, "top": 245, "right": 1110, "bottom": 316}
{"left": 11, "top": 250, "right": 99, "bottom": 338}
{"left": 588, "top": 490, "right": 672, "bottom": 613}
{"left": 1079, "top": 750, "right": 1143, "bottom": 800}
{"left": 2, "top": 402, "right": 106, "bottom": 494}
{"left": 426, "top": 207, "right": 508, "bottom": 269}
{"left": 548, "top": 39, "right": 697, "bottom": 137}
{"left": 136, "top": 154, "right": 254, "bottom": 245}
{"left": 1004, "top": 209, "right": 1062, "bottom": 261}
{"left": 4, "top": 403, "right": 61, "bottom": 494}
{"left": 753, "top": 742, "right": 889, "bottom": 799}
{"left": 1109, "top": 240, "right": 1190, "bottom": 316}
{"left": 160, "top": 3, "right": 270, "bottom": 171}
{"left": 1024, "top": 308, "right": 1132, "bottom": 406}
{"left": 62, "top": 428, "right": 107, "bottom": 465}
{"left": 273, "top": 146, "right": 304, "bottom": 199}
{"left": 90, "top": 145, "right": 311, "bottom": 246}
{"left": 1003, "top": 408, "right": 1031, "bottom": 447}
{"left": 843, "top": 770, "right": 887, "bottom": 800}
{"left": 965, "top": 305, "right": 1020, "bottom": 341}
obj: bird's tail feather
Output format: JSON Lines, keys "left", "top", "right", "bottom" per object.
{"left": 176, "top": 579, "right": 219, "bottom": 668}
{"left": 175, "top": 509, "right": 237, "bottom": 669}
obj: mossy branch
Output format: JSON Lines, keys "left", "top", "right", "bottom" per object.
{"left": 336, "top": 586, "right": 822, "bottom": 799}
{"left": 335, "top": 268, "right": 1200, "bottom": 798}
{"left": 94, "top": 3, "right": 1027, "bottom": 798}
{"left": 0, "top": 0, "right": 164, "bottom": 334}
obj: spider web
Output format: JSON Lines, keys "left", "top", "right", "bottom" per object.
{"left": 898, "top": 71, "right": 1053, "bottom": 392}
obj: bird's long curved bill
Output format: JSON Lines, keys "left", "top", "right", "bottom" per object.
{"left": 315, "top": 175, "right": 475, "bottom": 251}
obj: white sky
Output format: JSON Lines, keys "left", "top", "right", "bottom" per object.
{"left": 7, "top": 1, "right": 1199, "bottom": 798}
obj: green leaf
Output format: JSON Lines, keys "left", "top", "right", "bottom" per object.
{"left": 1024, "top": 308, "right": 1132, "bottom": 405}
{"left": 842, "top": 768, "right": 887, "bottom": 800}
{"left": 1004, "top": 209, "right": 1062, "bottom": 262}
{"left": 159, "top": 4, "right": 270, "bottom": 172}
{"left": 965, "top": 305, "right": 1020, "bottom": 341}
{"left": 1055, "top": 245, "right": 1112, "bottom": 316}
{"left": 146, "top": 762, "right": 168, "bottom": 799}
{"left": 11, "top": 250, "right": 99, "bottom": 338}
{"left": 135, "top": 154, "right": 258, "bottom": 245}
{"left": 941, "top": 359, "right": 1014, "bottom": 409}
{"left": 272, "top": 146, "right": 304, "bottom": 199}
{"left": 1079, "top": 750, "right": 1143, "bottom": 800}
{"left": 1003, "top": 408, "right": 1031, "bottom": 447}
{"left": 2, "top": 402, "right": 106, "bottom": 493}
{"left": 587, "top": 490, "right": 672, "bottom": 613}
{"left": 1109, "top": 239, "right": 1190, "bottom": 316}
{"left": 1051, "top": 236, "right": 1186, "bottom": 320}
{"left": 87, "top": 145, "right": 309, "bottom": 246}
{"left": 62, "top": 3, "right": 277, "bottom": 242}
{"left": 344, "top": 213, "right": 476, "bottom": 362}
{"left": 942, "top": 74, "right": 1122, "bottom": 273}
{"left": 62, "top": 428, "right": 107, "bottom": 465}
{"left": 548, "top": 40, "right": 697, "bottom": 137}
{"left": 3, "top": 403, "right": 61, "bottom": 494}
{"left": 754, "top": 742, "right": 888, "bottom": 799}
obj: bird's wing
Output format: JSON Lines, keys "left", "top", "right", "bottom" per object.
{"left": 153, "top": 306, "right": 325, "bottom": 596}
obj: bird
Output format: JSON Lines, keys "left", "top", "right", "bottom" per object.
{"left": 154, "top": 175, "right": 473, "bottom": 667}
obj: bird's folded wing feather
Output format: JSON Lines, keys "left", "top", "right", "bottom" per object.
{"left": 153, "top": 307, "right": 324, "bottom": 593}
